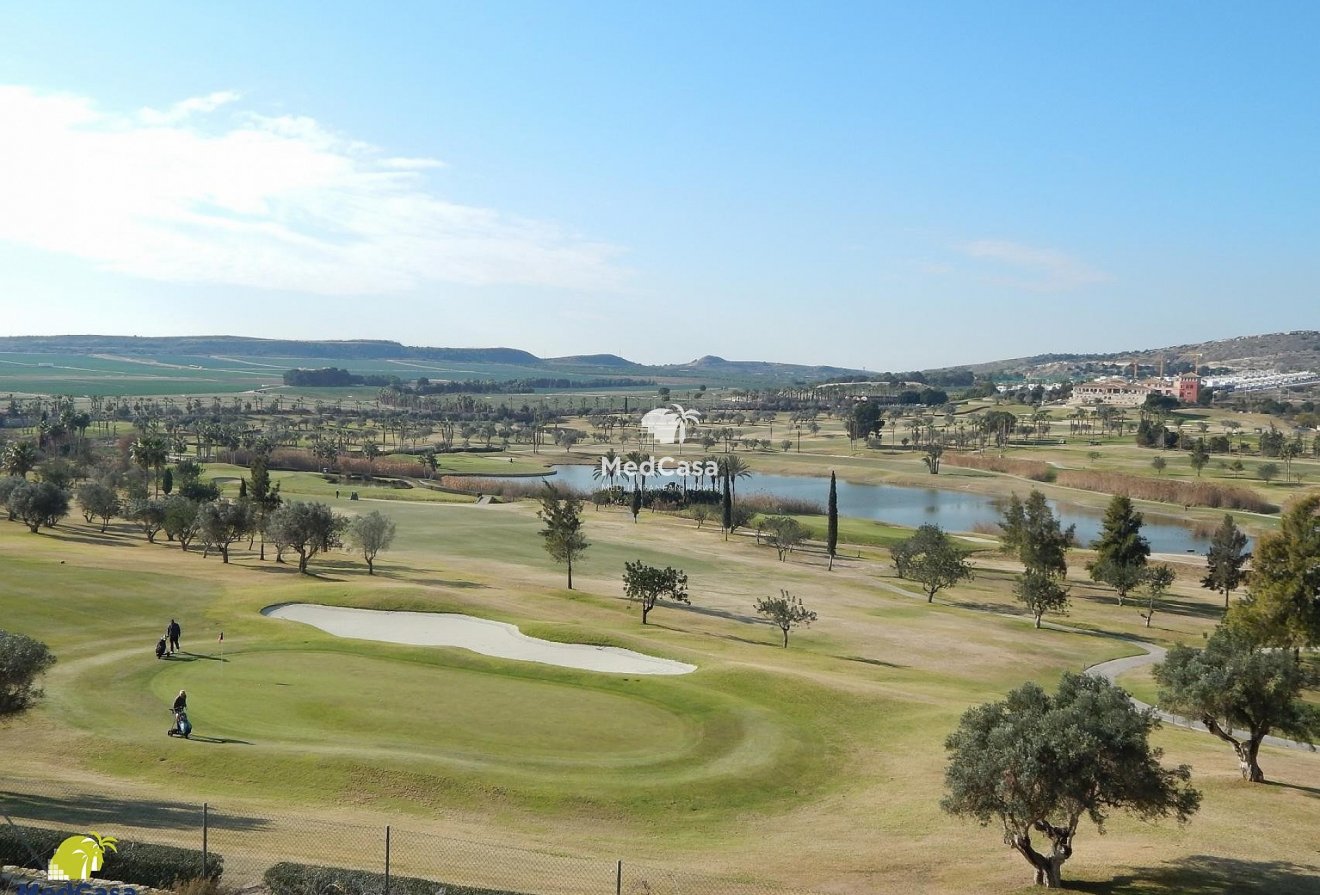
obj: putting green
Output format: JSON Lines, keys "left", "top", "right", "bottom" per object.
{"left": 147, "top": 651, "right": 698, "bottom": 765}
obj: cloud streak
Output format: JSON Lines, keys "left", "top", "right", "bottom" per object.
{"left": 962, "top": 239, "right": 1109, "bottom": 291}
{"left": 0, "top": 86, "right": 623, "bottom": 294}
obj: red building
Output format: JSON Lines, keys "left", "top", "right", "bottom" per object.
{"left": 1177, "top": 372, "right": 1201, "bottom": 403}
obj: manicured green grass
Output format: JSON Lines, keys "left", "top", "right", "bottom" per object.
{"left": 2, "top": 413, "right": 1318, "bottom": 893}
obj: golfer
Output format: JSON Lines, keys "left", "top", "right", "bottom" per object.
{"left": 167, "top": 619, "right": 181, "bottom": 655}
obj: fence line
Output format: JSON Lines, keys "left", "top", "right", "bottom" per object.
{"left": 0, "top": 780, "right": 822, "bottom": 895}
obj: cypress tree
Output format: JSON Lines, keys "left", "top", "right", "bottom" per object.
{"left": 721, "top": 472, "right": 733, "bottom": 540}
{"left": 826, "top": 471, "right": 838, "bottom": 570}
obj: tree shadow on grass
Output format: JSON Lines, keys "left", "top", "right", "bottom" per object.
{"left": 162, "top": 652, "right": 227, "bottom": 663}
{"left": 668, "top": 602, "right": 769, "bottom": 626}
{"left": 1267, "top": 779, "right": 1320, "bottom": 798}
{"left": 837, "top": 655, "right": 906, "bottom": 669}
{"left": 1068, "top": 855, "right": 1320, "bottom": 894}
{"left": 243, "top": 564, "right": 345, "bottom": 582}
{"left": 43, "top": 530, "right": 140, "bottom": 548}
{"left": 0, "top": 790, "right": 270, "bottom": 831}
{"left": 380, "top": 574, "right": 487, "bottom": 589}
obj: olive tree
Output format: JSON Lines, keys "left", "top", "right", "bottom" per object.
{"left": 7, "top": 482, "right": 70, "bottom": 533}
{"left": 163, "top": 496, "right": 202, "bottom": 551}
{"left": 0, "top": 630, "right": 56, "bottom": 716}
{"left": 754, "top": 589, "right": 817, "bottom": 647}
{"left": 198, "top": 499, "right": 254, "bottom": 564}
{"left": 77, "top": 482, "right": 120, "bottom": 532}
{"left": 762, "top": 515, "right": 808, "bottom": 561}
{"left": 622, "top": 561, "right": 689, "bottom": 624}
{"left": 267, "top": 501, "right": 347, "bottom": 574}
{"left": 1154, "top": 627, "right": 1320, "bottom": 783}
{"left": 347, "top": 510, "right": 397, "bottom": 575}
{"left": 943, "top": 673, "right": 1200, "bottom": 888}
{"left": 892, "top": 524, "right": 973, "bottom": 602}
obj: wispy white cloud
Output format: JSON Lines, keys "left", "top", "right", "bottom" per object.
{"left": 962, "top": 239, "right": 1109, "bottom": 291}
{"left": 138, "top": 90, "right": 242, "bottom": 124}
{"left": 0, "top": 86, "right": 622, "bottom": 294}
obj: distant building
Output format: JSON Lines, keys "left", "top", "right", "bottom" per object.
{"left": 1072, "top": 381, "right": 1146, "bottom": 406}
{"left": 1202, "top": 369, "right": 1320, "bottom": 392}
{"left": 1177, "top": 372, "right": 1201, "bottom": 403}
{"left": 1069, "top": 378, "right": 1161, "bottom": 407}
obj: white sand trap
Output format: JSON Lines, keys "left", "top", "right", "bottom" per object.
{"left": 261, "top": 603, "right": 696, "bottom": 675}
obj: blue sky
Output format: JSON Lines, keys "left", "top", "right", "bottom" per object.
{"left": 1, "top": 2, "right": 1316, "bottom": 369}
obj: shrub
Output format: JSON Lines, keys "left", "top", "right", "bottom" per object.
{"left": 0, "top": 631, "right": 56, "bottom": 716}
{"left": 438, "top": 476, "right": 572, "bottom": 500}
{"left": 1054, "top": 470, "right": 1276, "bottom": 513}
{"left": 263, "top": 862, "right": 530, "bottom": 895}
{"left": 942, "top": 454, "right": 1055, "bottom": 482}
{"left": 740, "top": 493, "right": 824, "bottom": 516}
{"left": 0, "top": 824, "right": 222, "bottom": 887}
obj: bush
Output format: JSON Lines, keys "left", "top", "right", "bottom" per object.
{"left": 1054, "top": 470, "right": 1276, "bottom": 513}
{"left": 0, "top": 631, "right": 56, "bottom": 716}
{"left": 0, "top": 824, "right": 222, "bottom": 887}
{"left": 438, "top": 476, "right": 573, "bottom": 501}
{"left": 941, "top": 454, "right": 1055, "bottom": 482}
{"left": 739, "top": 493, "right": 824, "bottom": 516}
{"left": 263, "top": 862, "right": 531, "bottom": 895}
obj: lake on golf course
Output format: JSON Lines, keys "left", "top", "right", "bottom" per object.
{"left": 503, "top": 464, "right": 1244, "bottom": 556}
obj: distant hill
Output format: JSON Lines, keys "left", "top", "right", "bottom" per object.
{"left": 0, "top": 335, "right": 870, "bottom": 386}
{"left": 544, "top": 353, "right": 641, "bottom": 369}
{"left": 945, "top": 331, "right": 1320, "bottom": 379}
{"left": 669, "top": 355, "right": 872, "bottom": 381}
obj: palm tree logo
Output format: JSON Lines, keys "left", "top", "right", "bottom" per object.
{"left": 640, "top": 404, "right": 701, "bottom": 445}
{"left": 48, "top": 832, "right": 118, "bottom": 881}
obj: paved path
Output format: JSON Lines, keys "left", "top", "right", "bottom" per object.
{"left": 1084, "top": 641, "right": 1313, "bottom": 752}
{"left": 880, "top": 576, "right": 1316, "bottom": 753}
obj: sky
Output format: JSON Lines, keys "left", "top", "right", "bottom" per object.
{"left": 1, "top": 2, "right": 1317, "bottom": 370}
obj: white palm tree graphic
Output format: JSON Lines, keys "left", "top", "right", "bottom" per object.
{"left": 641, "top": 404, "right": 701, "bottom": 444}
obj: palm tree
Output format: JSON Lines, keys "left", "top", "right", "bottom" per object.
{"left": 716, "top": 455, "right": 752, "bottom": 498}
{"left": 130, "top": 434, "right": 169, "bottom": 497}
{"left": 592, "top": 449, "right": 619, "bottom": 491}
{"left": 3, "top": 441, "right": 40, "bottom": 478}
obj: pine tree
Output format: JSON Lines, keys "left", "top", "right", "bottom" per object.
{"left": 1087, "top": 495, "right": 1150, "bottom": 605}
{"left": 1201, "top": 514, "right": 1251, "bottom": 610}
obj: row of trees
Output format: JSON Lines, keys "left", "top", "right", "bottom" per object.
{"left": 1, "top": 453, "right": 397, "bottom": 576}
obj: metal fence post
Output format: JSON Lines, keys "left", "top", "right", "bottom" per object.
{"left": 202, "top": 803, "right": 209, "bottom": 879}
{"left": 384, "top": 825, "right": 391, "bottom": 895}
{"left": 615, "top": 860, "right": 621, "bottom": 895}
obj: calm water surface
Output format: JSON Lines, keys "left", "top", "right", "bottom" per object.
{"left": 506, "top": 464, "right": 1232, "bottom": 555}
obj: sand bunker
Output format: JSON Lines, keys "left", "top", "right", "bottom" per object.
{"left": 261, "top": 603, "right": 696, "bottom": 675}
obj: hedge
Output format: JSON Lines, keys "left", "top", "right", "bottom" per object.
{"left": 264, "top": 862, "right": 533, "bottom": 895}
{"left": 0, "top": 825, "right": 222, "bottom": 888}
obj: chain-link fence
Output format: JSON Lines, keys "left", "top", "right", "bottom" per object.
{"left": 0, "top": 779, "right": 817, "bottom": 895}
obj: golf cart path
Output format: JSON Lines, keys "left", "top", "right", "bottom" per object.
{"left": 873, "top": 575, "right": 1315, "bottom": 753}
{"left": 1085, "top": 642, "right": 1314, "bottom": 752}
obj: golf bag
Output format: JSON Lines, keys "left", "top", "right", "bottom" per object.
{"left": 155, "top": 638, "right": 167, "bottom": 659}
{"left": 168, "top": 710, "right": 192, "bottom": 738}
